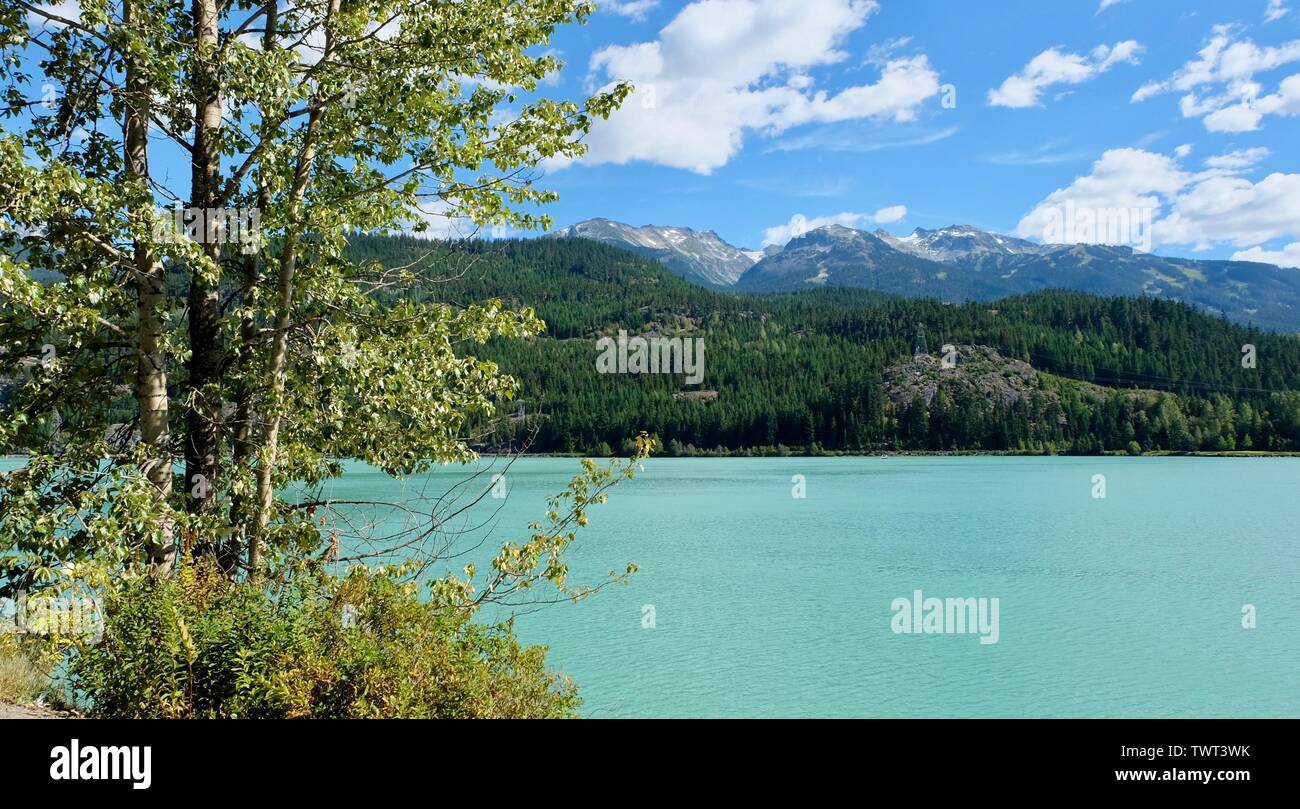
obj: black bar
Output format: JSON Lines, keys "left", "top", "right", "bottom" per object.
{"left": 0, "top": 718, "right": 1284, "bottom": 795}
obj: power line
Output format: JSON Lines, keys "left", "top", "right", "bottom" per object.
{"left": 1020, "top": 350, "right": 1287, "bottom": 396}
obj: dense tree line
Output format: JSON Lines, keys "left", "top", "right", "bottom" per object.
{"left": 344, "top": 235, "right": 1300, "bottom": 456}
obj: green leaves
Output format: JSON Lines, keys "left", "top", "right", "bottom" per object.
{"left": 2, "top": 2, "right": 647, "bottom": 719}
{"left": 71, "top": 564, "right": 582, "bottom": 718}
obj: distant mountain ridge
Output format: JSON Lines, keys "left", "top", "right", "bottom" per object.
{"left": 875, "top": 224, "right": 1048, "bottom": 262}
{"left": 546, "top": 218, "right": 756, "bottom": 286}
{"left": 550, "top": 218, "right": 1300, "bottom": 332}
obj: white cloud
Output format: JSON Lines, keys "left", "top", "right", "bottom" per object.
{"left": 1203, "top": 146, "right": 1270, "bottom": 171}
{"left": 872, "top": 204, "right": 907, "bottom": 223}
{"left": 988, "top": 41, "right": 1143, "bottom": 108}
{"left": 1195, "top": 73, "right": 1300, "bottom": 131}
{"left": 402, "top": 201, "right": 524, "bottom": 240}
{"left": 236, "top": 7, "right": 402, "bottom": 65}
{"left": 984, "top": 141, "right": 1090, "bottom": 166}
{"left": 865, "top": 36, "right": 915, "bottom": 66}
{"left": 1233, "top": 242, "right": 1300, "bottom": 266}
{"left": 1253, "top": 72, "right": 1300, "bottom": 111}
{"left": 604, "top": 1, "right": 660, "bottom": 20}
{"left": 570, "top": 0, "right": 944, "bottom": 174}
{"left": 404, "top": 200, "right": 481, "bottom": 240}
{"left": 1159, "top": 171, "right": 1300, "bottom": 248}
{"left": 1266, "top": 0, "right": 1290, "bottom": 23}
{"left": 1016, "top": 147, "right": 1300, "bottom": 258}
{"left": 1202, "top": 102, "right": 1264, "bottom": 132}
{"left": 1016, "top": 148, "right": 1185, "bottom": 244}
{"left": 770, "top": 124, "right": 956, "bottom": 154}
{"left": 762, "top": 205, "right": 906, "bottom": 245}
{"left": 1130, "top": 82, "right": 1162, "bottom": 103}
{"left": 1132, "top": 24, "right": 1300, "bottom": 132}
{"left": 28, "top": 1, "right": 81, "bottom": 29}
{"left": 1097, "top": 0, "right": 1128, "bottom": 11}
{"left": 1174, "top": 143, "right": 1194, "bottom": 158}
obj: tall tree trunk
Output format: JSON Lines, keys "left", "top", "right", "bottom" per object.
{"left": 234, "top": 3, "right": 278, "bottom": 576}
{"left": 186, "top": 0, "right": 225, "bottom": 565}
{"left": 124, "top": 0, "right": 174, "bottom": 574}
{"left": 249, "top": 0, "right": 340, "bottom": 557}
{"left": 229, "top": 250, "right": 260, "bottom": 570}
{"left": 226, "top": 251, "right": 257, "bottom": 571}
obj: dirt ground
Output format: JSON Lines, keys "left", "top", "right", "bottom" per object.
{"left": 0, "top": 701, "right": 70, "bottom": 719}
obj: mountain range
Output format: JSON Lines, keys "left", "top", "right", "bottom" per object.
{"left": 549, "top": 218, "right": 1300, "bottom": 332}
{"left": 343, "top": 233, "right": 1300, "bottom": 456}
{"left": 547, "top": 218, "right": 759, "bottom": 286}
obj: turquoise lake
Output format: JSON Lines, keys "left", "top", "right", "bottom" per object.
{"left": 7, "top": 455, "right": 1296, "bottom": 717}
{"left": 317, "top": 456, "right": 1300, "bottom": 718}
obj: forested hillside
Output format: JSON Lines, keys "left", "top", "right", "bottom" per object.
{"left": 361, "top": 235, "right": 1300, "bottom": 454}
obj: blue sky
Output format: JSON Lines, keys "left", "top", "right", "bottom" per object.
{"left": 15, "top": 1, "right": 1300, "bottom": 265}
{"left": 526, "top": 0, "right": 1300, "bottom": 264}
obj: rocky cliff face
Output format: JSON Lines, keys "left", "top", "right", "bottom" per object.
{"left": 884, "top": 345, "right": 1044, "bottom": 410}
{"left": 883, "top": 344, "right": 1157, "bottom": 416}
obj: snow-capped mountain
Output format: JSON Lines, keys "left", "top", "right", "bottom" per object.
{"left": 550, "top": 218, "right": 1300, "bottom": 330}
{"left": 736, "top": 224, "right": 1006, "bottom": 298}
{"left": 547, "top": 218, "right": 757, "bottom": 286}
{"left": 738, "top": 223, "right": 1300, "bottom": 330}
{"left": 875, "top": 225, "right": 1049, "bottom": 262}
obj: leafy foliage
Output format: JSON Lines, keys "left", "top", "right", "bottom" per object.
{"left": 0, "top": 0, "right": 633, "bottom": 587}
{"left": 0, "top": 0, "right": 646, "bottom": 717}
{"left": 71, "top": 563, "right": 580, "bottom": 718}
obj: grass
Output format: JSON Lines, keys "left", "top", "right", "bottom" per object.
{"left": 0, "top": 639, "right": 49, "bottom": 705}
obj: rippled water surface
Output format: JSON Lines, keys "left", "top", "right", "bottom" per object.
{"left": 11, "top": 455, "right": 1295, "bottom": 717}
{"left": 326, "top": 455, "right": 1300, "bottom": 718}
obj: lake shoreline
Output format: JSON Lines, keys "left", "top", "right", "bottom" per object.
{"left": 8, "top": 450, "right": 1300, "bottom": 463}
{"left": 477, "top": 450, "right": 1300, "bottom": 459}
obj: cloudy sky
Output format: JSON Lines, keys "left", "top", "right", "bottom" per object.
{"left": 531, "top": 0, "right": 1300, "bottom": 265}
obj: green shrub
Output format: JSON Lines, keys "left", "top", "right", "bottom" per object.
{"left": 70, "top": 565, "right": 579, "bottom": 718}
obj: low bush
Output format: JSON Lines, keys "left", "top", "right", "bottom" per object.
{"left": 70, "top": 565, "right": 579, "bottom": 718}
